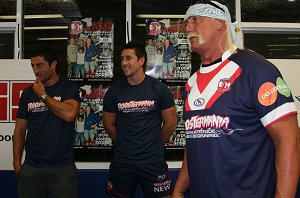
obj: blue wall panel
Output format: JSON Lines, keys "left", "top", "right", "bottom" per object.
{"left": 0, "top": 168, "right": 182, "bottom": 198}
{"left": 1, "top": 169, "right": 298, "bottom": 197}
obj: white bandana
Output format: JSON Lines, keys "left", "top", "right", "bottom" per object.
{"left": 184, "top": 1, "right": 239, "bottom": 43}
{"left": 184, "top": 1, "right": 231, "bottom": 22}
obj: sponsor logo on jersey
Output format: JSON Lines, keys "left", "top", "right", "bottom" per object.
{"left": 276, "top": 77, "right": 291, "bottom": 97}
{"left": 258, "top": 82, "right": 278, "bottom": 106}
{"left": 217, "top": 78, "right": 231, "bottom": 93}
{"left": 258, "top": 78, "right": 291, "bottom": 106}
{"left": 194, "top": 98, "right": 205, "bottom": 107}
{"left": 185, "top": 114, "right": 242, "bottom": 138}
{"left": 185, "top": 114, "right": 230, "bottom": 130}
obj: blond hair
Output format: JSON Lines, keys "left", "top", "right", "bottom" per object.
{"left": 225, "top": 22, "right": 237, "bottom": 54}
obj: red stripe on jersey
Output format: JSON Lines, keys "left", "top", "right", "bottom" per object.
{"left": 185, "top": 98, "right": 191, "bottom": 111}
{"left": 185, "top": 81, "right": 191, "bottom": 92}
{"left": 206, "top": 66, "right": 242, "bottom": 108}
{"left": 196, "top": 59, "right": 230, "bottom": 93}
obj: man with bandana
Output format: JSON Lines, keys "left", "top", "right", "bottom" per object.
{"left": 172, "top": 1, "right": 299, "bottom": 198}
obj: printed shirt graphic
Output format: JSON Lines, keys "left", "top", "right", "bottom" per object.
{"left": 183, "top": 49, "right": 297, "bottom": 198}
{"left": 103, "top": 75, "right": 175, "bottom": 164}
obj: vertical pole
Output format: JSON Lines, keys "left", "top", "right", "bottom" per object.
{"left": 126, "top": 0, "right": 132, "bottom": 43}
{"left": 16, "top": 0, "right": 24, "bottom": 59}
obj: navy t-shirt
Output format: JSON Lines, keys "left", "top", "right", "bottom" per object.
{"left": 103, "top": 75, "right": 175, "bottom": 164}
{"left": 17, "top": 77, "right": 80, "bottom": 168}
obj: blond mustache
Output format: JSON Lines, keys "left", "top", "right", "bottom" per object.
{"left": 187, "top": 33, "right": 199, "bottom": 39}
{"left": 187, "top": 34, "right": 204, "bottom": 52}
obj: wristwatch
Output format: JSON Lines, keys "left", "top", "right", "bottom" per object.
{"left": 40, "top": 93, "right": 48, "bottom": 102}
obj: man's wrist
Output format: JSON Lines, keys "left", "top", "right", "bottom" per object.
{"left": 40, "top": 93, "right": 48, "bottom": 102}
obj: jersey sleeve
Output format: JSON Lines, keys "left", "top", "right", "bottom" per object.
{"left": 103, "top": 84, "right": 118, "bottom": 113}
{"left": 63, "top": 80, "right": 80, "bottom": 102}
{"left": 249, "top": 58, "right": 297, "bottom": 127}
{"left": 158, "top": 83, "right": 175, "bottom": 110}
{"left": 16, "top": 88, "right": 29, "bottom": 119}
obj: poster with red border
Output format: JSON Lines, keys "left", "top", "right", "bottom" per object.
{"left": 145, "top": 19, "right": 191, "bottom": 81}
{"left": 68, "top": 18, "right": 114, "bottom": 80}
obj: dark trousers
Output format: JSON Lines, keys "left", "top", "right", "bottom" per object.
{"left": 17, "top": 163, "right": 78, "bottom": 198}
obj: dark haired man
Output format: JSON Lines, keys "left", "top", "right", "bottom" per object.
{"left": 13, "top": 47, "right": 80, "bottom": 198}
{"left": 103, "top": 41, "right": 177, "bottom": 197}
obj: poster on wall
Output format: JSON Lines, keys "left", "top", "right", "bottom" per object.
{"left": 165, "top": 86, "right": 186, "bottom": 149}
{"left": 145, "top": 19, "right": 192, "bottom": 81}
{"left": 68, "top": 18, "right": 114, "bottom": 80}
{"left": 74, "top": 84, "right": 113, "bottom": 149}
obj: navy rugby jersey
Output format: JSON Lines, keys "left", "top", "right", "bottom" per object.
{"left": 183, "top": 49, "right": 297, "bottom": 198}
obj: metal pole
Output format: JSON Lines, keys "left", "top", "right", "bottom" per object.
{"left": 16, "top": 0, "right": 24, "bottom": 59}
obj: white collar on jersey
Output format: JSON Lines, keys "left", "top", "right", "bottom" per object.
{"left": 200, "top": 46, "right": 237, "bottom": 73}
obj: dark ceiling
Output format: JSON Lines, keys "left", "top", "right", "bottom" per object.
{"left": 0, "top": 0, "right": 299, "bottom": 60}
{"left": 1, "top": 0, "right": 299, "bottom": 22}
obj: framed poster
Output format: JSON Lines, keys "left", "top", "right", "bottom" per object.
{"left": 74, "top": 83, "right": 114, "bottom": 162}
{"left": 68, "top": 18, "right": 114, "bottom": 80}
{"left": 74, "top": 84, "right": 112, "bottom": 147}
{"left": 145, "top": 19, "right": 192, "bottom": 81}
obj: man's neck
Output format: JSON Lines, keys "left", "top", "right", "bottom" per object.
{"left": 44, "top": 74, "right": 59, "bottom": 87}
{"left": 200, "top": 47, "right": 226, "bottom": 65}
{"left": 127, "top": 73, "right": 145, "bottom": 85}
{"left": 201, "top": 57, "right": 222, "bottom": 67}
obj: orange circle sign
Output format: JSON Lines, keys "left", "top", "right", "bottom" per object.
{"left": 258, "top": 82, "right": 278, "bottom": 106}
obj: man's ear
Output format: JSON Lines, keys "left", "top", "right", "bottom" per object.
{"left": 51, "top": 60, "right": 58, "bottom": 68}
{"left": 139, "top": 57, "right": 145, "bottom": 67}
{"left": 216, "top": 19, "right": 226, "bottom": 31}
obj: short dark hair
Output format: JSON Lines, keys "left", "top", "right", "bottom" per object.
{"left": 30, "top": 47, "right": 57, "bottom": 65}
{"left": 122, "top": 41, "right": 147, "bottom": 68}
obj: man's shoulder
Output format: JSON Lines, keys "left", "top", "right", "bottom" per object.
{"left": 145, "top": 75, "right": 171, "bottom": 95}
{"left": 60, "top": 77, "right": 78, "bottom": 86}
{"left": 22, "top": 84, "right": 34, "bottom": 94}
{"left": 110, "top": 77, "right": 126, "bottom": 87}
{"left": 232, "top": 49, "right": 268, "bottom": 64}
{"left": 105, "top": 77, "right": 126, "bottom": 95}
{"left": 230, "top": 49, "right": 274, "bottom": 71}
{"left": 145, "top": 75, "right": 163, "bottom": 84}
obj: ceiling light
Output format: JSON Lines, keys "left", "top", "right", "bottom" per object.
{"left": 0, "top": 14, "right": 64, "bottom": 20}
{"left": 37, "top": 37, "right": 67, "bottom": 41}
{"left": 136, "top": 14, "right": 184, "bottom": 19}
{"left": 24, "top": 26, "right": 68, "bottom": 30}
{"left": 269, "top": 49, "right": 285, "bottom": 51}
{"left": 267, "top": 44, "right": 300, "bottom": 47}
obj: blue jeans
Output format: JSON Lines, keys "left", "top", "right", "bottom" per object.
{"left": 75, "top": 64, "right": 85, "bottom": 78}
{"left": 74, "top": 132, "right": 84, "bottom": 145}
{"left": 67, "top": 62, "right": 76, "bottom": 78}
{"left": 155, "top": 65, "right": 163, "bottom": 79}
